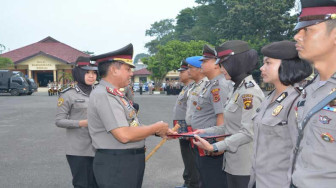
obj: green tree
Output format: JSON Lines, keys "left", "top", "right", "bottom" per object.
{"left": 58, "top": 71, "right": 73, "bottom": 85}
{"left": 142, "top": 40, "right": 206, "bottom": 89}
{"left": 145, "top": 19, "right": 176, "bottom": 54}
{"left": 0, "top": 57, "right": 13, "bottom": 69}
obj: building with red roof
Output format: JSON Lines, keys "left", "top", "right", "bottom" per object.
{"left": 0, "top": 36, "right": 89, "bottom": 86}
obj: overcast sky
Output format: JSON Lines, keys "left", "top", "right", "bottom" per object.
{"left": 0, "top": 0, "right": 197, "bottom": 56}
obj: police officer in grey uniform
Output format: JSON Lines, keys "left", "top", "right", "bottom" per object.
{"left": 194, "top": 41, "right": 264, "bottom": 188}
{"left": 175, "top": 56, "right": 207, "bottom": 188}
{"left": 173, "top": 59, "right": 195, "bottom": 188}
{"left": 247, "top": 41, "right": 312, "bottom": 188}
{"left": 88, "top": 44, "right": 169, "bottom": 188}
{"left": 291, "top": 1, "right": 336, "bottom": 188}
{"left": 190, "top": 44, "right": 233, "bottom": 188}
{"left": 55, "top": 56, "right": 98, "bottom": 188}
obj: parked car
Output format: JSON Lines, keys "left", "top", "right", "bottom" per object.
{"left": 133, "top": 82, "right": 148, "bottom": 92}
{"left": 133, "top": 82, "right": 140, "bottom": 91}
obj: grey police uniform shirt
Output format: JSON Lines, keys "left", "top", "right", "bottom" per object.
{"left": 173, "top": 82, "right": 194, "bottom": 120}
{"left": 186, "top": 77, "right": 208, "bottom": 125}
{"left": 204, "top": 75, "right": 264, "bottom": 175}
{"left": 55, "top": 85, "right": 95, "bottom": 157}
{"left": 292, "top": 74, "right": 336, "bottom": 188}
{"left": 191, "top": 74, "right": 233, "bottom": 130}
{"left": 248, "top": 85, "right": 299, "bottom": 188}
{"left": 88, "top": 79, "right": 144, "bottom": 150}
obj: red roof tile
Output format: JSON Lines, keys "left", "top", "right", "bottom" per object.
{"left": 133, "top": 68, "right": 151, "bottom": 75}
{"left": 0, "top": 36, "right": 90, "bottom": 64}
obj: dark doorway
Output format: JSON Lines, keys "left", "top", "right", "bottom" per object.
{"left": 36, "top": 71, "right": 53, "bottom": 87}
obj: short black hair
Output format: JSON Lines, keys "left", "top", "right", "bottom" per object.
{"left": 98, "top": 61, "right": 122, "bottom": 78}
{"left": 278, "top": 58, "right": 312, "bottom": 86}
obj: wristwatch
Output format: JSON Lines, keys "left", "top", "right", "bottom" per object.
{"left": 212, "top": 144, "right": 219, "bottom": 153}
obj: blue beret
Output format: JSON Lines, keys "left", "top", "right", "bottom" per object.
{"left": 186, "top": 56, "right": 203, "bottom": 68}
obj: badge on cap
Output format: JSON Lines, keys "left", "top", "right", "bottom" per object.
{"left": 319, "top": 115, "right": 331, "bottom": 124}
{"left": 272, "top": 105, "right": 283, "bottom": 116}
{"left": 242, "top": 94, "right": 253, "bottom": 110}
{"left": 321, "top": 133, "right": 334, "bottom": 143}
{"left": 211, "top": 88, "right": 221, "bottom": 103}
{"left": 57, "top": 97, "right": 64, "bottom": 107}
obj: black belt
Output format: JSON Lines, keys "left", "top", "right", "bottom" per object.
{"left": 97, "top": 147, "right": 145, "bottom": 155}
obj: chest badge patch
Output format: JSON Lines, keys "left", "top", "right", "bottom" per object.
{"left": 57, "top": 97, "right": 64, "bottom": 107}
{"left": 130, "top": 120, "right": 139, "bottom": 127}
{"left": 321, "top": 133, "right": 335, "bottom": 143}
{"left": 272, "top": 105, "right": 283, "bottom": 116}
{"left": 319, "top": 115, "right": 331, "bottom": 124}
{"left": 196, "top": 106, "right": 202, "bottom": 111}
{"left": 242, "top": 94, "right": 253, "bottom": 110}
{"left": 211, "top": 88, "right": 221, "bottom": 102}
{"left": 193, "top": 101, "right": 197, "bottom": 106}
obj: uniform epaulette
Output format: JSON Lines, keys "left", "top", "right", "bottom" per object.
{"left": 74, "top": 85, "right": 80, "bottom": 93}
{"left": 106, "top": 87, "right": 124, "bottom": 97}
{"left": 212, "top": 80, "right": 219, "bottom": 86}
{"left": 60, "top": 86, "right": 73, "bottom": 93}
{"left": 244, "top": 81, "right": 255, "bottom": 89}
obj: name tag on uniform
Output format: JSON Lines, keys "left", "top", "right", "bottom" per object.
{"left": 75, "top": 99, "right": 85, "bottom": 103}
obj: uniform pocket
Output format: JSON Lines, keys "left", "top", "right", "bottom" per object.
{"left": 261, "top": 117, "right": 290, "bottom": 138}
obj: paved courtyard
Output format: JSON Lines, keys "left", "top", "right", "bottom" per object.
{"left": 0, "top": 91, "right": 184, "bottom": 188}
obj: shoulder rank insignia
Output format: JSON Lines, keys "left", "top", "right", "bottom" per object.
{"left": 74, "top": 86, "right": 80, "bottom": 93}
{"left": 321, "top": 133, "right": 334, "bottom": 142}
{"left": 106, "top": 87, "right": 124, "bottom": 97}
{"left": 242, "top": 94, "right": 253, "bottom": 110}
{"left": 276, "top": 92, "right": 288, "bottom": 103}
{"left": 234, "top": 93, "right": 239, "bottom": 103}
{"left": 272, "top": 105, "right": 283, "bottom": 116}
{"left": 212, "top": 80, "right": 219, "bottom": 86}
{"left": 244, "top": 81, "right": 255, "bottom": 88}
{"left": 57, "top": 97, "right": 64, "bottom": 107}
{"left": 211, "top": 88, "right": 221, "bottom": 102}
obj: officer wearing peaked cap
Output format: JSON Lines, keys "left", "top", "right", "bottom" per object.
{"left": 291, "top": 1, "right": 336, "bottom": 188}
{"left": 194, "top": 40, "right": 264, "bottom": 188}
{"left": 55, "top": 56, "right": 98, "bottom": 188}
{"left": 88, "top": 44, "right": 170, "bottom": 188}
{"left": 190, "top": 45, "right": 233, "bottom": 188}
{"left": 173, "top": 59, "right": 197, "bottom": 188}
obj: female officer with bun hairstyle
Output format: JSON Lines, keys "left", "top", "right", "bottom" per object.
{"left": 248, "top": 41, "right": 313, "bottom": 188}
{"left": 55, "top": 56, "right": 98, "bottom": 188}
{"left": 194, "top": 40, "right": 264, "bottom": 188}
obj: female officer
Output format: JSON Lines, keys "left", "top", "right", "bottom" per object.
{"left": 247, "top": 41, "right": 313, "bottom": 188}
{"left": 194, "top": 40, "right": 264, "bottom": 188}
{"left": 55, "top": 56, "right": 98, "bottom": 188}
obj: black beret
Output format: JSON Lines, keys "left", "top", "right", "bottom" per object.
{"left": 215, "top": 40, "right": 250, "bottom": 58}
{"left": 90, "top": 43, "right": 135, "bottom": 68}
{"left": 295, "top": 0, "right": 336, "bottom": 30}
{"left": 261, "top": 41, "right": 298, "bottom": 60}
